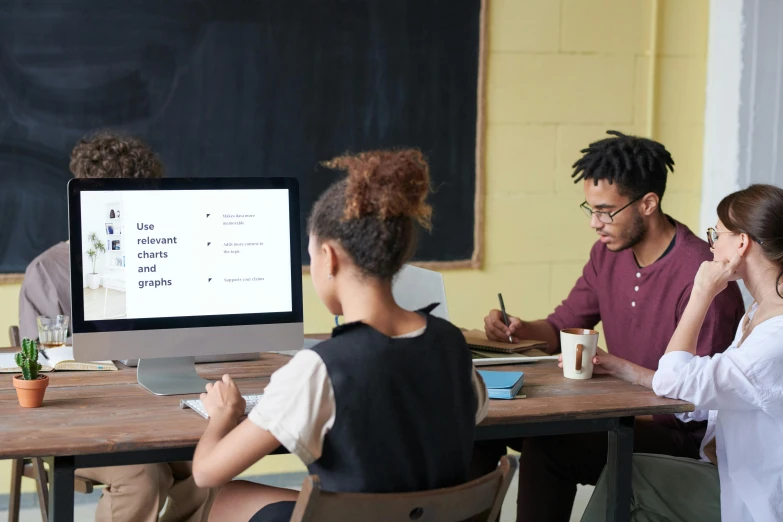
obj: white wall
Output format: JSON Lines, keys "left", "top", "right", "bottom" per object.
{"left": 700, "top": 0, "right": 744, "bottom": 233}
{"left": 702, "top": 0, "right": 783, "bottom": 304}
{"left": 737, "top": 0, "right": 783, "bottom": 189}
{"left": 702, "top": 0, "right": 783, "bottom": 232}
{"left": 80, "top": 192, "right": 123, "bottom": 284}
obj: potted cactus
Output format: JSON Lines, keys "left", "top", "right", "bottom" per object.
{"left": 13, "top": 338, "right": 49, "bottom": 408}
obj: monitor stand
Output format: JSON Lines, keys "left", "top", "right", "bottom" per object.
{"left": 137, "top": 357, "right": 210, "bottom": 396}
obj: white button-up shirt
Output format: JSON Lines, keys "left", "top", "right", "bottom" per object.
{"left": 652, "top": 303, "right": 783, "bottom": 522}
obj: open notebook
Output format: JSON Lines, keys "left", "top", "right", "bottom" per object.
{"left": 0, "top": 346, "right": 117, "bottom": 372}
{"left": 463, "top": 329, "right": 557, "bottom": 366}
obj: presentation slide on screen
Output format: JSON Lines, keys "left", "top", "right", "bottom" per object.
{"left": 79, "top": 189, "right": 292, "bottom": 320}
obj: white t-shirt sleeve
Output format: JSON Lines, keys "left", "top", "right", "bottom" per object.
{"left": 247, "top": 350, "right": 335, "bottom": 465}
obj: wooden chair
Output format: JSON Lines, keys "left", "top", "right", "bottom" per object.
{"left": 7, "top": 326, "right": 99, "bottom": 522}
{"left": 289, "top": 455, "right": 517, "bottom": 522}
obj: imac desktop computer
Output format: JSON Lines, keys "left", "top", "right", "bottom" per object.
{"left": 68, "top": 177, "right": 304, "bottom": 395}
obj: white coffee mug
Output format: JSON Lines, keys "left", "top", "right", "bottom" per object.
{"left": 560, "top": 328, "right": 599, "bottom": 380}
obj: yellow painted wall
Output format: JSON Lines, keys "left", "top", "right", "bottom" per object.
{"left": 461, "top": 0, "right": 708, "bottom": 327}
{"left": 0, "top": 0, "right": 709, "bottom": 498}
{"left": 0, "top": 283, "right": 18, "bottom": 344}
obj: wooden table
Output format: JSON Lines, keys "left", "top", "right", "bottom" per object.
{"left": 0, "top": 351, "right": 693, "bottom": 522}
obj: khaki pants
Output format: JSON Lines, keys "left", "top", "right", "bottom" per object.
{"left": 581, "top": 453, "right": 721, "bottom": 522}
{"left": 471, "top": 418, "right": 704, "bottom": 522}
{"left": 78, "top": 462, "right": 212, "bottom": 522}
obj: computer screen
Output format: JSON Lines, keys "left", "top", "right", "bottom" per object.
{"left": 68, "top": 177, "right": 303, "bottom": 381}
{"left": 78, "top": 188, "right": 293, "bottom": 320}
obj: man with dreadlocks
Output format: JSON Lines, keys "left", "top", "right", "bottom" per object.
{"left": 482, "top": 131, "right": 746, "bottom": 522}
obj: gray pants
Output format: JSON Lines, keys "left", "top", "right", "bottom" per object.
{"left": 581, "top": 453, "right": 721, "bottom": 522}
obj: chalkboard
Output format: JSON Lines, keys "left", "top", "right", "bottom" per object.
{"left": 0, "top": 0, "right": 485, "bottom": 277}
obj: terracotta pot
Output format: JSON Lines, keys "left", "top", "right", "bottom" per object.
{"left": 13, "top": 375, "right": 49, "bottom": 408}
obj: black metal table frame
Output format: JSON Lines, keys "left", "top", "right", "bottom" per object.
{"left": 44, "top": 416, "right": 635, "bottom": 522}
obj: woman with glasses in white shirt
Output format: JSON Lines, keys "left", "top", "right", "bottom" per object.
{"left": 580, "top": 184, "right": 783, "bottom": 522}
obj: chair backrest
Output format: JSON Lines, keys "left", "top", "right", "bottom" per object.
{"left": 289, "top": 456, "right": 517, "bottom": 522}
{"left": 392, "top": 264, "right": 450, "bottom": 321}
{"left": 9, "top": 325, "right": 20, "bottom": 347}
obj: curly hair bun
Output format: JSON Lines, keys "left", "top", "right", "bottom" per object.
{"left": 323, "top": 149, "right": 432, "bottom": 229}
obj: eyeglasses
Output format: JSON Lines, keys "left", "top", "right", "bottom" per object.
{"left": 706, "top": 227, "right": 733, "bottom": 248}
{"left": 707, "top": 227, "right": 764, "bottom": 248}
{"left": 580, "top": 197, "right": 642, "bottom": 224}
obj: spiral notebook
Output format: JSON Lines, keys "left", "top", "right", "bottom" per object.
{"left": 462, "top": 329, "right": 549, "bottom": 354}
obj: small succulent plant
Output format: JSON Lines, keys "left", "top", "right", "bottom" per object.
{"left": 15, "top": 338, "right": 42, "bottom": 380}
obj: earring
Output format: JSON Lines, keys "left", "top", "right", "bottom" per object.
{"left": 328, "top": 274, "right": 333, "bottom": 280}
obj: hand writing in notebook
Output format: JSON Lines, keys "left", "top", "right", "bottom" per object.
{"left": 484, "top": 309, "right": 524, "bottom": 343}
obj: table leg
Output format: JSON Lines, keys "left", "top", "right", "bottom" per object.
{"left": 45, "top": 456, "right": 74, "bottom": 522}
{"left": 9, "top": 458, "right": 24, "bottom": 522}
{"left": 605, "top": 416, "right": 634, "bottom": 522}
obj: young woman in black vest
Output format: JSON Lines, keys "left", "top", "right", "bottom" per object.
{"left": 191, "top": 149, "right": 489, "bottom": 522}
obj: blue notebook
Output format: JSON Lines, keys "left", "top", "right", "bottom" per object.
{"left": 478, "top": 370, "right": 525, "bottom": 400}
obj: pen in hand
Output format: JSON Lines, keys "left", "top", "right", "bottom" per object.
{"left": 497, "top": 293, "right": 514, "bottom": 344}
